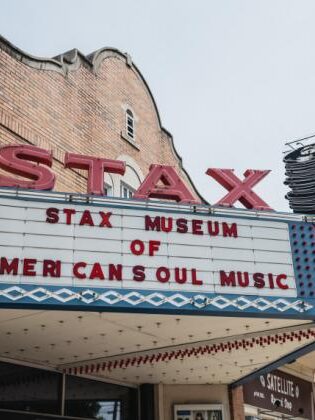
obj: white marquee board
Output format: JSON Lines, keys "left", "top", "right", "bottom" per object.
{"left": 0, "top": 196, "right": 296, "bottom": 299}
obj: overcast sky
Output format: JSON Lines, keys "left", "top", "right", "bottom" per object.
{"left": 2, "top": 1, "right": 315, "bottom": 211}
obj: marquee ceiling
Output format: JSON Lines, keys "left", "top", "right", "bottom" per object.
{"left": 0, "top": 309, "right": 313, "bottom": 385}
{"left": 284, "top": 350, "right": 315, "bottom": 382}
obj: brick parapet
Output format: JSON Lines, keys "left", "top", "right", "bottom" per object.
{"left": 0, "top": 36, "right": 203, "bottom": 201}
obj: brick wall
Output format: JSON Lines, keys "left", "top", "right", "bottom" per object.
{"left": 229, "top": 386, "right": 245, "bottom": 420}
{"left": 0, "top": 37, "right": 200, "bottom": 200}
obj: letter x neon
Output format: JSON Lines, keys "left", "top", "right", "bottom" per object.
{"left": 206, "top": 168, "right": 272, "bottom": 210}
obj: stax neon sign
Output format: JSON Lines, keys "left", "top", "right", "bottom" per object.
{"left": 0, "top": 145, "right": 272, "bottom": 210}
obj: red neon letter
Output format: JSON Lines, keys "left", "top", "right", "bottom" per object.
{"left": 134, "top": 164, "right": 200, "bottom": 204}
{"left": 64, "top": 153, "right": 125, "bottom": 195}
{"left": 206, "top": 168, "right": 272, "bottom": 210}
{"left": 46, "top": 208, "right": 59, "bottom": 224}
{"left": 130, "top": 240, "right": 145, "bottom": 256}
{"left": 73, "top": 262, "right": 87, "bottom": 279}
{"left": 156, "top": 267, "right": 170, "bottom": 283}
{"left": 109, "top": 264, "right": 122, "bottom": 281}
{"left": 89, "top": 263, "right": 105, "bottom": 280}
{"left": 0, "top": 257, "right": 19, "bottom": 275}
{"left": 99, "top": 212, "right": 112, "bottom": 228}
{"left": 79, "top": 210, "right": 94, "bottom": 226}
{"left": 276, "top": 274, "right": 288, "bottom": 290}
{"left": 149, "top": 240, "right": 161, "bottom": 256}
{"left": 23, "top": 259, "right": 37, "bottom": 276}
{"left": 63, "top": 209, "right": 76, "bottom": 225}
{"left": 0, "top": 145, "right": 55, "bottom": 190}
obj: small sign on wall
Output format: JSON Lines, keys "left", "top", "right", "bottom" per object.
{"left": 243, "top": 369, "right": 312, "bottom": 419}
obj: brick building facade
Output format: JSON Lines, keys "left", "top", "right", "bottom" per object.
{"left": 1, "top": 35, "right": 314, "bottom": 420}
{"left": 0, "top": 35, "right": 201, "bottom": 201}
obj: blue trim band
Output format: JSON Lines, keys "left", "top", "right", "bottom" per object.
{"left": 0, "top": 283, "right": 314, "bottom": 319}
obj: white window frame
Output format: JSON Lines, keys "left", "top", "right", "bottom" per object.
{"left": 125, "top": 109, "right": 135, "bottom": 141}
{"left": 120, "top": 181, "right": 135, "bottom": 199}
{"left": 104, "top": 183, "right": 113, "bottom": 197}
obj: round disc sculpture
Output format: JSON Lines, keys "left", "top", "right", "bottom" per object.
{"left": 284, "top": 143, "right": 315, "bottom": 213}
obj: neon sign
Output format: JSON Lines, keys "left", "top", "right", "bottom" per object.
{"left": 0, "top": 145, "right": 272, "bottom": 210}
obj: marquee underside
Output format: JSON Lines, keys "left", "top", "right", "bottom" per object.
{"left": 0, "top": 308, "right": 313, "bottom": 385}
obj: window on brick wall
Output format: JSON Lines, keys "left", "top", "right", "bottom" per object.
{"left": 104, "top": 183, "right": 112, "bottom": 196}
{"left": 104, "top": 174, "right": 114, "bottom": 196}
{"left": 121, "top": 181, "right": 135, "bottom": 199}
{"left": 126, "top": 109, "right": 135, "bottom": 141}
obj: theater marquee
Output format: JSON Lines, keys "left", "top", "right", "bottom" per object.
{"left": 0, "top": 190, "right": 313, "bottom": 317}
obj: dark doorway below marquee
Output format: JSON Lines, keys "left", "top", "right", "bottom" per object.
{"left": 0, "top": 361, "right": 138, "bottom": 420}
